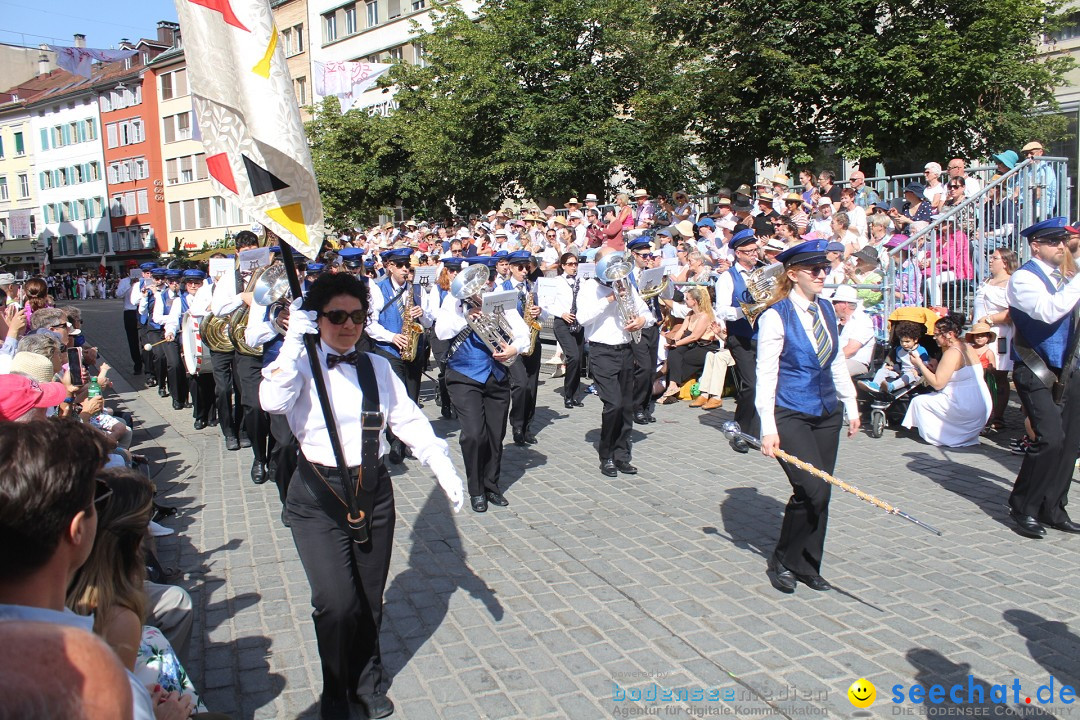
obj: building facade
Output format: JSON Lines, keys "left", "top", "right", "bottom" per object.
{"left": 271, "top": 0, "right": 313, "bottom": 121}
{"left": 0, "top": 103, "right": 43, "bottom": 273}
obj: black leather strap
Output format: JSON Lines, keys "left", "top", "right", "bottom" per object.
{"left": 352, "top": 351, "right": 384, "bottom": 501}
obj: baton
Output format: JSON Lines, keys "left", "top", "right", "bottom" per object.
{"left": 721, "top": 420, "right": 942, "bottom": 536}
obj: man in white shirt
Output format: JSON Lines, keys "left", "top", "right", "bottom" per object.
{"left": 947, "top": 158, "right": 982, "bottom": 198}
{"left": 829, "top": 285, "right": 875, "bottom": 375}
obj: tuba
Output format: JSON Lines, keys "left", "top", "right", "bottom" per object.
{"left": 596, "top": 251, "right": 641, "bottom": 343}
{"left": 521, "top": 281, "right": 541, "bottom": 356}
{"left": 398, "top": 283, "right": 423, "bottom": 362}
{"left": 200, "top": 313, "right": 234, "bottom": 352}
{"left": 253, "top": 263, "right": 293, "bottom": 336}
{"left": 739, "top": 262, "right": 784, "bottom": 326}
{"left": 231, "top": 266, "right": 268, "bottom": 356}
{"left": 450, "top": 264, "right": 519, "bottom": 367}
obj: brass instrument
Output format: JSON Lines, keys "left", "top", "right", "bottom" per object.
{"left": 450, "top": 264, "right": 519, "bottom": 367}
{"left": 399, "top": 283, "right": 423, "bottom": 362}
{"left": 521, "top": 281, "right": 541, "bottom": 356}
{"left": 200, "top": 313, "right": 235, "bottom": 352}
{"left": 253, "top": 263, "right": 293, "bottom": 336}
{"left": 639, "top": 275, "right": 669, "bottom": 301}
{"left": 231, "top": 266, "right": 268, "bottom": 356}
{"left": 596, "top": 251, "right": 641, "bottom": 343}
{"left": 739, "top": 262, "right": 784, "bottom": 326}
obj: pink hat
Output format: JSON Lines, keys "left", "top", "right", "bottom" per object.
{"left": 0, "top": 374, "right": 67, "bottom": 421}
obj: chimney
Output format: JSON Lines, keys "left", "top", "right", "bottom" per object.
{"left": 157, "top": 21, "right": 179, "bottom": 47}
{"left": 38, "top": 44, "right": 50, "bottom": 75}
{"left": 74, "top": 33, "right": 86, "bottom": 48}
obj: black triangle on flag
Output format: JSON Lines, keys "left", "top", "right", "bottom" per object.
{"left": 242, "top": 154, "right": 289, "bottom": 196}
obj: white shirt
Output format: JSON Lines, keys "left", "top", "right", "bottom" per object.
{"left": 433, "top": 290, "right": 530, "bottom": 353}
{"left": 163, "top": 290, "right": 197, "bottom": 337}
{"left": 544, "top": 274, "right": 580, "bottom": 318}
{"left": 1007, "top": 256, "right": 1080, "bottom": 324}
{"left": 838, "top": 308, "right": 875, "bottom": 367}
{"left": 210, "top": 269, "right": 243, "bottom": 317}
{"left": 261, "top": 343, "right": 453, "bottom": 470}
{"left": 843, "top": 204, "right": 868, "bottom": 242}
{"left": 188, "top": 282, "right": 214, "bottom": 319}
{"left": 713, "top": 263, "right": 756, "bottom": 327}
{"left": 754, "top": 292, "right": 858, "bottom": 436}
{"left": 116, "top": 277, "right": 136, "bottom": 310}
{"left": 576, "top": 277, "right": 654, "bottom": 345}
{"left": 245, "top": 301, "right": 279, "bottom": 348}
{"left": 152, "top": 287, "right": 181, "bottom": 326}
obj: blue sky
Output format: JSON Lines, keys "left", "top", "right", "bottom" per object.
{"left": 0, "top": 0, "right": 178, "bottom": 49}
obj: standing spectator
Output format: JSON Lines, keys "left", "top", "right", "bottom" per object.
{"left": 1021, "top": 141, "right": 1057, "bottom": 220}
{"left": 849, "top": 169, "right": 881, "bottom": 208}
{"left": 947, "top": 158, "right": 982, "bottom": 198}
{"left": 973, "top": 248, "right": 1016, "bottom": 430}
{"left": 798, "top": 169, "right": 818, "bottom": 212}
{"left": 626, "top": 189, "right": 655, "bottom": 241}
{"left": 670, "top": 190, "right": 696, "bottom": 224}
{"left": 817, "top": 170, "right": 842, "bottom": 207}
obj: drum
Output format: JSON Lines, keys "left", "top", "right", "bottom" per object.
{"left": 182, "top": 314, "right": 211, "bottom": 375}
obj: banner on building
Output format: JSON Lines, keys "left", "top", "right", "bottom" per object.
{"left": 172, "top": 0, "right": 324, "bottom": 259}
{"left": 47, "top": 46, "right": 138, "bottom": 79}
{"left": 7, "top": 209, "right": 32, "bottom": 238}
{"left": 313, "top": 61, "right": 393, "bottom": 113}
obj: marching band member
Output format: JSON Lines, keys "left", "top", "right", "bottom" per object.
{"left": 137, "top": 267, "right": 169, "bottom": 394}
{"left": 545, "top": 252, "right": 585, "bottom": 409}
{"left": 715, "top": 229, "right": 764, "bottom": 452}
{"left": 169, "top": 269, "right": 216, "bottom": 431}
{"left": 435, "top": 255, "right": 529, "bottom": 512}
{"left": 1005, "top": 216, "right": 1080, "bottom": 538}
{"left": 502, "top": 251, "right": 545, "bottom": 445}
{"left": 154, "top": 268, "right": 188, "bottom": 410}
{"left": 628, "top": 237, "right": 664, "bottom": 424}
{"left": 576, "top": 246, "right": 653, "bottom": 477}
{"left": 755, "top": 239, "right": 859, "bottom": 594}
{"left": 424, "top": 257, "right": 465, "bottom": 420}
{"left": 117, "top": 264, "right": 151, "bottom": 375}
{"left": 260, "top": 271, "right": 465, "bottom": 720}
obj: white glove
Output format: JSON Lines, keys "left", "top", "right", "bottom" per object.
{"left": 429, "top": 455, "right": 465, "bottom": 513}
{"left": 285, "top": 296, "right": 318, "bottom": 340}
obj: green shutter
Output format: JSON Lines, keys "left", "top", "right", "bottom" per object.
{"left": 39, "top": 173, "right": 45, "bottom": 190}
{"left": 39, "top": 129, "right": 48, "bottom": 151}
{"left": 14, "top": 133, "right": 24, "bottom": 154}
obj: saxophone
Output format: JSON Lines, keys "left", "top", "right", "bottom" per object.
{"left": 399, "top": 282, "right": 423, "bottom": 362}
{"left": 521, "top": 281, "right": 541, "bottom": 356}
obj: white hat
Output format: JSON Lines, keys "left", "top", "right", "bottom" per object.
{"left": 633, "top": 188, "right": 649, "bottom": 198}
{"left": 456, "top": 228, "right": 471, "bottom": 239}
{"left": 924, "top": 161, "right": 942, "bottom": 174}
{"left": 568, "top": 211, "right": 584, "bottom": 219}
{"left": 817, "top": 197, "right": 833, "bottom": 207}
{"left": 763, "top": 238, "right": 787, "bottom": 253}
{"left": 829, "top": 285, "right": 859, "bottom": 304}
{"left": 717, "top": 218, "right": 737, "bottom": 231}
{"left": 0, "top": 273, "right": 15, "bottom": 285}
{"left": 584, "top": 193, "right": 599, "bottom": 202}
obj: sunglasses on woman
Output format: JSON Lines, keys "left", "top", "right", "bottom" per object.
{"left": 320, "top": 309, "right": 366, "bottom": 325}
{"left": 799, "top": 264, "right": 831, "bottom": 276}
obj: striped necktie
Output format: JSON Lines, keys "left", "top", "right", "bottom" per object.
{"left": 1051, "top": 269, "right": 1066, "bottom": 291}
{"left": 806, "top": 301, "right": 832, "bottom": 368}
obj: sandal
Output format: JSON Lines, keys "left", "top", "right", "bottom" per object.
{"left": 658, "top": 394, "right": 680, "bottom": 405}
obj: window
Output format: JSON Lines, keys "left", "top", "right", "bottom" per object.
{"left": 166, "top": 158, "right": 178, "bottom": 184}
{"left": 0, "top": 136, "right": 4, "bottom": 158}
{"left": 411, "top": 0, "right": 425, "bottom": 10}
{"left": 389, "top": 0, "right": 400, "bottom": 18}
{"left": 176, "top": 113, "right": 190, "bottom": 140}
{"left": 17, "top": 174, "right": 28, "bottom": 198}
{"left": 161, "top": 72, "right": 173, "bottom": 100}
{"left": 112, "top": 194, "right": 126, "bottom": 216}
{"left": 83, "top": 119, "right": 96, "bottom": 141}
{"left": 366, "top": 1, "right": 378, "bottom": 27}
{"left": 197, "top": 197, "right": 211, "bottom": 228}
{"left": 180, "top": 156, "right": 194, "bottom": 183}
{"left": 106, "top": 122, "right": 119, "bottom": 148}
{"left": 13, "top": 132, "right": 24, "bottom": 156}
{"left": 324, "top": 12, "right": 338, "bottom": 42}
{"left": 89, "top": 161, "right": 100, "bottom": 181}
{"left": 195, "top": 153, "right": 208, "bottom": 180}
{"left": 137, "top": 189, "right": 148, "bottom": 214}
{"left": 162, "top": 117, "right": 175, "bottom": 143}
{"left": 294, "top": 24, "right": 304, "bottom": 52}
{"left": 40, "top": 171, "right": 51, "bottom": 190}
{"left": 182, "top": 199, "right": 195, "bottom": 229}
{"left": 0, "top": 176, "right": 7, "bottom": 201}
{"left": 388, "top": 47, "right": 403, "bottom": 62}
{"left": 345, "top": 3, "right": 358, "bottom": 34}
{"left": 295, "top": 76, "right": 307, "bottom": 105}
{"left": 169, "top": 201, "right": 181, "bottom": 231}
{"left": 133, "top": 158, "right": 146, "bottom": 180}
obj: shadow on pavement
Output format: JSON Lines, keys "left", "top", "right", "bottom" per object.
{"left": 902, "top": 450, "right": 1014, "bottom": 528}
{"left": 904, "top": 647, "right": 1053, "bottom": 717}
{"left": 712, "top": 486, "right": 783, "bottom": 559}
{"left": 1004, "top": 609, "right": 1080, "bottom": 690}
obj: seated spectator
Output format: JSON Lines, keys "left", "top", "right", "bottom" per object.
{"left": 925, "top": 224, "right": 974, "bottom": 307}
{"left": 781, "top": 193, "right": 809, "bottom": 234}
{"left": 866, "top": 214, "right": 894, "bottom": 267}
{"left": 657, "top": 287, "right": 720, "bottom": 403}
{"left": 692, "top": 321, "right": 734, "bottom": 410}
{"left": 844, "top": 246, "right": 884, "bottom": 310}
{"left": 774, "top": 217, "right": 801, "bottom": 246}
{"left": 67, "top": 467, "right": 207, "bottom": 713}
{"left": 888, "top": 183, "right": 934, "bottom": 231}
{"left": 830, "top": 286, "right": 875, "bottom": 376}
{"left": 0, "top": 373, "right": 69, "bottom": 422}
{"left": 902, "top": 316, "right": 992, "bottom": 447}
{"left": 838, "top": 188, "right": 868, "bottom": 242}
{"left": 821, "top": 241, "right": 847, "bottom": 298}
{"left": 887, "top": 234, "right": 923, "bottom": 306}
{"left": 922, "top": 162, "right": 947, "bottom": 210}
{"left": 29, "top": 306, "right": 69, "bottom": 339}
{"left": 859, "top": 320, "right": 929, "bottom": 397}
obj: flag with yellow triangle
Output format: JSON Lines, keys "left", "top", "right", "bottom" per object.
{"left": 173, "top": 0, "right": 323, "bottom": 259}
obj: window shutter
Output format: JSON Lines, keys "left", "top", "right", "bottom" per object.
{"left": 39, "top": 128, "right": 48, "bottom": 151}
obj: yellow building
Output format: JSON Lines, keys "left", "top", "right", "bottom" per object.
{"left": 0, "top": 101, "right": 44, "bottom": 273}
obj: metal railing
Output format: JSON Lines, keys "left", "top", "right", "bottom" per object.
{"left": 880, "top": 156, "right": 1071, "bottom": 321}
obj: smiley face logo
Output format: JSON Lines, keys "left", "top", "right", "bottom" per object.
{"left": 847, "top": 678, "right": 876, "bottom": 708}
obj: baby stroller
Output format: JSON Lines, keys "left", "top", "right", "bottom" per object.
{"left": 855, "top": 307, "right": 942, "bottom": 438}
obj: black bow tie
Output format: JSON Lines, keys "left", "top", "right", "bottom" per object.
{"left": 327, "top": 351, "right": 359, "bottom": 369}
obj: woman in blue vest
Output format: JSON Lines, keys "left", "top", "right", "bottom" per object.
{"left": 755, "top": 239, "right": 860, "bottom": 594}
{"left": 435, "top": 256, "right": 530, "bottom": 512}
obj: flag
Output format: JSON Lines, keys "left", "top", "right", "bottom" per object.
{"left": 172, "top": 0, "right": 324, "bottom": 259}
{"left": 313, "top": 61, "right": 393, "bottom": 113}
{"left": 99, "top": 252, "right": 107, "bottom": 278}
{"left": 48, "top": 46, "right": 138, "bottom": 79}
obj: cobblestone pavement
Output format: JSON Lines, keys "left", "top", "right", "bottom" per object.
{"left": 76, "top": 298, "right": 1080, "bottom": 719}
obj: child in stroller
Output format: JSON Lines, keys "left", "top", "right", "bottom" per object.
{"left": 859, "top": 320, "right": 931, "bottom": 396}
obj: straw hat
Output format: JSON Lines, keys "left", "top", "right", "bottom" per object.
{"left": 9, "top": 351, "right": 56, "bottom": 384}
{"left": 964, "top": 323, "right": 997, "bottom": 342}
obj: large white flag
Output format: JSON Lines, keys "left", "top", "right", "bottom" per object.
{"left": 47, "top": 46, "right": 138, "bottom": 78}
{"left": 172, "top": 0, "right": 323, "bottom": 259}
{"left": 313, "top": 61, "right": 393, "bottom": 113}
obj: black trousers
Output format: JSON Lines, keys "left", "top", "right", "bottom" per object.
{"left": 727, "top": 334, "right": 760, "bottom": 438}
{"left": 1009, "top": 363, "right": 1080, "bottom": 524}
{"left": 590, "top": 342, "right": 634, "bottom": 462}
{"left": 289, "top": 458, "right": 395, "bottom": 702}
{"left": 144, "top": 327, "right": 168, "bottom": 387}
{"left": 210, "top": 349, "right": 241, "bottom": 440}
{"left": 189, "top": 372, "right": 216, "bottom": 424}
{"left": 668, "top": 342, "right": 715, "bottom": 386}
{"left": 235, "top": 353, "right": 270, "bottom": 464}
{"left": 631, "top": 325, "right": 660, "bottom": 414}
{"left": 508, "top": 345, "right": 542, "bottom": 434}
{"left": 123, "top": 309, "right": 142, "bottom": 372}
{"left": 163, "top": 339, "right": 188, "bottom": 405}
{"left": 445, "top": 368, "right": 510, "bottom": 497}
{"left": 270, "top": 412, "right": 298, "bottom": 506}
{"left": 773, "top": 406, "right": 843, "bottom": 576}
{"left": 139, "top": 323, "right": 152, "bottom": 377}
{"left": 553, "top": 319, "right": 585, "bottom": 402}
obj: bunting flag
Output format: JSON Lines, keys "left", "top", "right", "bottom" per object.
{"left": 173, "top": 0, "right": 323, "bottom": 258}
{"left": 313, "top": 61, "right": 393, "bottom": 113}
{"left": 48, "top": 46, "right": 139, "bottom": 79}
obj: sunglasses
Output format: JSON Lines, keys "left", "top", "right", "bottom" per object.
{"left": 799, "top": 264, "right": 831, "bottom": 276}
{"left": 949, "top": 184, "right": 963, "bottom": 189}
{"left": 94, "top": 478, "right": 113, "bottom": 508}
{"left": 320, "top": 309, "right": 366, "bottom": 325}
{"left": 563, "top": 261, "right": 578, "bottom": 266}
{"left": 736, "top": 248, "right": 759, "bottom": 255}
{"left": 1037, "top": 238, "right": 1064, "bottom": 246}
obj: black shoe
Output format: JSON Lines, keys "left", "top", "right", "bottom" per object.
{"left": 145, "top": 378, "right": 157, "bottom": 388}
{"left": 730, "top": 437, "right": 750, "bottom": 454}
{"left": 357, "top": 693, "right": 395, "bottom": 719}
{"left": 184, "top": 401, "right": 193, "bottom": 409}
{"left": 614, "top": 460, "right": 638, "bottom": 475}
{"left": 470, "top": 494, "right": 488, "bottom": 513}
{"left": 225, "top": 436, "right": 241, "bottom": 451}
{"left": 600, "top": 459, "right": 618, "bottom": 478}
{"left": 172, "top": 401, "right": 184, "bottom": 410}
{"left": 485, "top": 491, "right": 509, "bottom": 507}
{"left": 513, "top": 431, "right": 527, "bottom": 447}
{"left": 319, "top": 693, "right": 350, "bottom": 720}
{"left": 281, "top": 506, "right": 291, "bottom": 527}
{"left": 645, "top": 412, "right": 656, "bottom": 423}
{"left": 1045, "top": 519, "right": 1080, "bottom": 534}
{"left": 158, "top": 386, "right": 169, "bottom": 398}
{"left": 795, "top": 573, "right": 832, "bottom": 591}
{"left": 1009, "top": 509, "right": 1046, "bottom": 538}
{"left": 194, "top": 419, "right": 207, "bottom": 430}
{"left": 250, "top": 462, "right": 269, "bottom": 485}
{"left": 565, "top": 400, "right": 575, "bottom": 409}
{"left": 441, "top": 407, "right": 454, "bottom": 420}
{"left": 634, "top": 411, "right": 648, "bottom": 425}
{"left": 209, "top": 417, "right": 219, "bottom": 427}
{"left": 387, "top": 449, "right": 403, "bottom": 465}
{"left": 766, "top": 558, "right": 797, "bottom": 593}
{"left": 523, "top": 432, "right": 538, "bottom": 445}
{"left": 239, "top": 435, "right": 252, "bottom": 449}
{"left": 572, "top": 399, "right": 585, "bottom": 407}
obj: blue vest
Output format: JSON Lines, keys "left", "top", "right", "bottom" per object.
{"left": 145, "top": 291, "right": 162, "bottom": 330}
{"left": 771, "top": 298, "right": 839, "bottom": 417}
{"left": 1010, "top": 260, "right": 1073, "bottom": 369}
{"left": 448, "top": 329, "right": 506, "bottom": 384}
{"left": 161, "top": 290, "right": 174, "bottom": 317}
{"left": 375, "top": 277, "right": 407, "bottom": 358}
{"left": 501, "top": 278, "right": 528, "bottom": 314}
{"left": 727, "top": 266, "right": 757, "bottom": 339}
